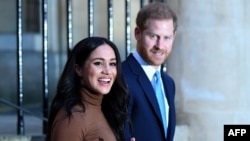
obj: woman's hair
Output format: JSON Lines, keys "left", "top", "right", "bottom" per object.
{"left": 136, "top": 2, "right": 178, "bottom": 32}
{"left": 46, "top": 36, "right": 130, "bottom": 141}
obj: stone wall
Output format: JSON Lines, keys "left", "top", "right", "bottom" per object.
{"left": 168, "top": 0, "right": 250, "bottom": 140}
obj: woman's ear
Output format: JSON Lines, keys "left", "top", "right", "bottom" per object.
{"left": 74, "top": 64, "right": 82, "bottom": 77}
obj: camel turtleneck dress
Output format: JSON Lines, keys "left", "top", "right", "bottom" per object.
{"left": 50, "top": 88, "right": 117, "bottom": 141}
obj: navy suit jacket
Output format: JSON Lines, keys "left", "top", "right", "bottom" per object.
{"left": 122, "top": 54, "right": 176, "bottom": 141}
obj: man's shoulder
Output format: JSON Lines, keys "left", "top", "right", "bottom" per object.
{"left": 162, "top": 72, "right": 175, "bottom": 83}
{"left": 122, "top": 54, "right": 137, "bottom": 68}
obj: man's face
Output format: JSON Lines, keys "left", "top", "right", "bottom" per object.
{"left": 135, "top": 19, "right": 176, "bottom": 69}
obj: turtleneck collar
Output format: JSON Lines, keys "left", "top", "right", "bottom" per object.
{"left": 81, "top": 88, "right": 103, "bottom": 107}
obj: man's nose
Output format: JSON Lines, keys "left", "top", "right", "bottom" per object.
{"left": 155, "top": 38, "right": 164, "bottom": 49}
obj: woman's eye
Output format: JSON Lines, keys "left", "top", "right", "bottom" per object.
{"left": 94, "top": 62, "right": 103, "bottom": 66}
{"left": 110, "top": 62, "right": 117, "bottom": 66}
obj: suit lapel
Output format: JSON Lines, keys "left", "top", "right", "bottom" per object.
{"left": 161, "top": 72, "right": 174, "bottom": 112}
{"left": 161, "top": 73, "right": 171, "bottom": 105}
{"left": 126, "top": 54, "right": 163, "bottom": 121}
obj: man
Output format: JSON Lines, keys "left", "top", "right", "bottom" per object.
{"left": 122, "top": 2, "right": 177, "bottom": 141}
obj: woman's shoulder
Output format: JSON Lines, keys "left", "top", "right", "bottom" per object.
{"left": 52, "top": 106, "right": 87, "bottom": 130}
{"left": 53, "top": 105, "right": 85, "bottom": 124}
{"left": 50, "top": 107, "right": 86, "bottom": 141}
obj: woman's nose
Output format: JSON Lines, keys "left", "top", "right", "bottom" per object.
{"left": 102, "top": 65, "right": 110, "bottom": 75}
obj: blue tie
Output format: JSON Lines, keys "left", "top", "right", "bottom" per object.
{"left": 153, "top": 71, "right": 167, "bottom": 136}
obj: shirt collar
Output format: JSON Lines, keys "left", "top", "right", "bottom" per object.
{"left": 132, "top": 51, "right": 161, "bottom": 81}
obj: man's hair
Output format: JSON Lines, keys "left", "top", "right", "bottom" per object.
{"left": 136, "top": 2, "right": 177, "bottom": 32}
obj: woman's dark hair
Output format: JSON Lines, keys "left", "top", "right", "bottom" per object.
{"left": 46, "top": 37, "right": 130, "bottom": 141}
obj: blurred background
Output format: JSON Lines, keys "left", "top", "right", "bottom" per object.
{"left": 0, "top": 0, "right": 249, "bottom": 141}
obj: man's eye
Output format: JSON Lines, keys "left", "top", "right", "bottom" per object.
{"left": 164, "top": 36, "right": 171, "bottom": 40}
{"left": 149, "top": 34, "right": 157, "bottom": 40}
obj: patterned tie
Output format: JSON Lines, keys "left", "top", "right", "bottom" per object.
{"left": 153, "top": 71, "right": 167, "bottom": 136}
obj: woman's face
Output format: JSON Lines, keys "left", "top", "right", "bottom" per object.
{"left": 76, "top": 44, "right": 117, "bottom": 95}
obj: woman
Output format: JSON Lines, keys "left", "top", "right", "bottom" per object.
{"left": 46, "top": 37, "right": 132, "bottom": 141}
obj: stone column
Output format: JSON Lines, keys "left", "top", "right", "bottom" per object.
{"left": 167, "top": 0, "right": 250, "bottom": 141}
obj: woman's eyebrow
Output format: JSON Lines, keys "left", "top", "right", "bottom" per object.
{"left": 91, "top": 57, "right": 116, "bottom": 61}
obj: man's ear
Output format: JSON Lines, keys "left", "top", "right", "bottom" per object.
{"left": 74, "top": 64, "right": 82, "bottom": 77}
{"left": 173, "top": 31, "right": 177, "bottom": 40}
{"left": 134, "top": 27, "right": 141, "bottom": 41}
{"left": 174, "top": 30, "right": 177, "bottom": 35}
